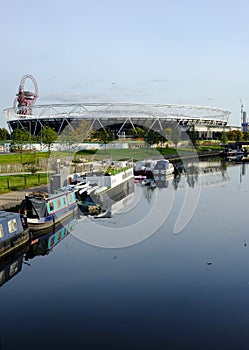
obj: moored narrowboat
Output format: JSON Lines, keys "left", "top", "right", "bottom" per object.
{"left": 19, "top": 189, "right": 77, "bottom": 231}
{"left": 0, "top": 211, "right": 30, "bottom": 259}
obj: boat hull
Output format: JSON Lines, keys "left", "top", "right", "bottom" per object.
{"left": 27, "top": 203, "right": 78, "bottom": 231}
{"left": 0, "top": 211, "right": 30, "bottom": 259}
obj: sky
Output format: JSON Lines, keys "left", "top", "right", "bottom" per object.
{"left": 1, "top": 0, "right": 249, "bottom": 128}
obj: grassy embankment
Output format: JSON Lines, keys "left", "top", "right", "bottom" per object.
{"left": 74, "top": 144, "right": 222, "bottom": 161}
{"left": 0, "top": 153, "right": 49, "bottom": 194}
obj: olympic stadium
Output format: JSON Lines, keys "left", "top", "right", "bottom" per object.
{"left": 4, "top": 74, "right": 235, "bottom": 140}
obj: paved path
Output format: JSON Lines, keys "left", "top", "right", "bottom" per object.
{"left": 0, "top": 185, "right": 48, "bottom": 210}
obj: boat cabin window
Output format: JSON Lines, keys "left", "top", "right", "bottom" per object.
{"left": 0, "top": 224, "right": 3, "bottom": 238}
{"left": 8, "top": 219, "right": 17, "bottom": 234}
{"left": 57, "top": 199, "right": 61, "bottom": 208}
{"left": 0, "top": 270, "right": 5, "bottom": 285}
{"left": 57, "top": 231, "right": 62, "bottom": 241}
{"left": 50, "top": 236, "right": 55, "bottom": 248}
{"left": 9, "top": 261, "right": 19, "bottom": 276}
{"left": 49, "top": 201, "right": 54, "bottom": 211}
{"left": 63, "top": 197, "right": 66, "bottom": 206}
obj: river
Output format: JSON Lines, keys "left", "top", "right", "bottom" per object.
{"left": 1, "top": 159, "right": 249, "bottom": 349}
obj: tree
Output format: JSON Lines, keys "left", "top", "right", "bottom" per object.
{"left": 171, "top": 125, "right": 181, "bottom": 148}
{"left": 134, "top": 127, "right": 145, "bottom": 139}
{"left": 163, "top": 124, "right": 181, "bottom": 148}
{"left": 98, "top": 128, "right": 113, "bottom": 150}
{"left": 227, "top": 130, "right": 243, "bottom": 141}
{"left": 12, "top": 128, "right": 31, "bottom": 164}
{"left": 144, "top": 129, "right": 160, "bottom": 146}
{"left": 187, "top": 125, "right": 198, "bottom": 148}
{"left": 39, "top": 126, "right": 57, "bottom": 153}
{"left": 220, "top": 131, "right": 228, "bottom": 144}
{"left": 75, "top": 120, "right": 92, "bottom": 142}
{"left": 243, "top": 132, "right": 249, "bottom": 141}
{"left": 0, "top": 128, "right": 10, "bottom": 141}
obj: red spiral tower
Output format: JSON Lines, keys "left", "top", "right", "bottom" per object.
{"left": 13, "top": 74, "right": 39, "bottom": 115}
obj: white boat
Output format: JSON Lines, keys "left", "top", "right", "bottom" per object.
{"left": 134, "top": 159, "right": 174, "bottom": 178}
{"left": 94, "top": 186, "right": 108, "bottom": 194}
{"left": 152, "top": 159, "right": 175, "bottom": 176}
{"left": 74, "top": 181, "right": 90, "bottom": 190}
{"left": 87, "top": 185, "right": 100, "bottom": 195}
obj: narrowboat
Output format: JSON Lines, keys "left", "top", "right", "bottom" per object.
{"left": 0, "top": 211, "right": 30, "bottom": 259}
{"left": 19, "top": 189, "right": 77, "bottom": 231}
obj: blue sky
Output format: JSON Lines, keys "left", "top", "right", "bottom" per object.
{"left": 1, "top": 0, "right": 249, "bottom": 128}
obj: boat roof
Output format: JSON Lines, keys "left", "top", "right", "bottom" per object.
{"left": 0, "top": 211, "right": 21, "bottom": 221}
{"left": 27, "top": 189, "right": 74, "bottom": 201}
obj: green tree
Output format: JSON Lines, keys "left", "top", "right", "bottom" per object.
{"left": 12, "top": 128, "right": 31, "bottom": 164}
{"left": 98, "top": 128, "right": 113, "bottom": 150}
{"left": 39, "top": 126, "right": 57, "bottom": 153}
{"left": 0, "top": 128, "right": 10, "bottom": 141}
{"left": 227, "top": 130, "right": 243, "bottom": 141}
{"left": 135, "top": 127, "right": 145, "bottom": 139}
{"left": 171, "top": 125, "right": 181, "bottom": 148}
{"left": 75, "top": 120, "right": 92, "bottom": 142}
{"left": 243, "top": 132, "right": 249, "bottom": 141}
{"left": 187, "top": 125, "right": 198, "bottom": 148}
{"left": 144, "top": 129, "right": 160, "bottom": 146}
{"left": 220, "top": 131, "right": 228, "bottom": 144}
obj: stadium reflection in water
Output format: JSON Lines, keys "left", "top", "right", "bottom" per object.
{"left": 1, "top": 159, "right": 249, "bottom": 350}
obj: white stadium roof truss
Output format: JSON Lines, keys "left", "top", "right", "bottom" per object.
{"left": 4, "top": 103, "right": 230, "bottom": 135}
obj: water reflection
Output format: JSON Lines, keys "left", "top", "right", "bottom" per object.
{"left": 0, "top": 245, "right": 29, "bottom": 288}
{"left": 2, "top": 160, "right": 249, "bottom": 349}
{"left": 136, "top": 159, "right": 231, "bottom": 204}
{"left": 173, "top": 159, "right": 229, "bottom": 189}
{"left": 0, "top": 214, "right": 77, "bottom": 287}
{"left": 77, "top": 178, "right": 135, "bottom": 219}
{"left": 26, "top": 215, "right": 77, "bottom": 260}
{"left": 0, "top": 159, "right": 239, "bottom": 287}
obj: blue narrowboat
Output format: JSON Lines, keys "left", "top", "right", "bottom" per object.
{"left": 19, "top": 189, "right": 77, "bottom": 231}
{"left": 0, "top": 211, "right": 30, "bottom": 259}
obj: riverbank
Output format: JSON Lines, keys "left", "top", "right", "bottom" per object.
{"left": 0, "top": 150, "right": 222, "bottom": 211}
{"left": 0, "top": 184, "right": 48, "bottom": 211}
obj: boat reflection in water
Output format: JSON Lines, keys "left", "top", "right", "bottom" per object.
{"left": 136, "top": 159, "right": 230, "bottom": 203}
{"left": 26, "top": 214, "right": 77, "bottom": 260}
{"left": 0, "top": 214, "right": 77, "bottom": 287}
{"left": 0, "top": 244, "right": 29, "bottom": 288}
{"left": 77, "top": 179, "right": 135, "bottom": 219}
{"left": 173, "top": 159, "right": 229, "bottom": 189}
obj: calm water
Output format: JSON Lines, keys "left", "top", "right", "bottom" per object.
{"left": 1, "top": 160, "right": 249, "bottom": 349}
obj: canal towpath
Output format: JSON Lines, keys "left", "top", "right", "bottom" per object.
{"left": 0, "top": 185, "right": 48, "bottom": 211}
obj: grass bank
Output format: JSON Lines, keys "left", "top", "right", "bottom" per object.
{"left": 75, "top": 147, "right": 193, "bottom": 161}
{"left": 0, "top": 173, "right": 48, "bottom": 194}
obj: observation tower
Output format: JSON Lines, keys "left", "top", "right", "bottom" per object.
{"left": 13, "top": 74, "right": 39, "bottom": 116}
